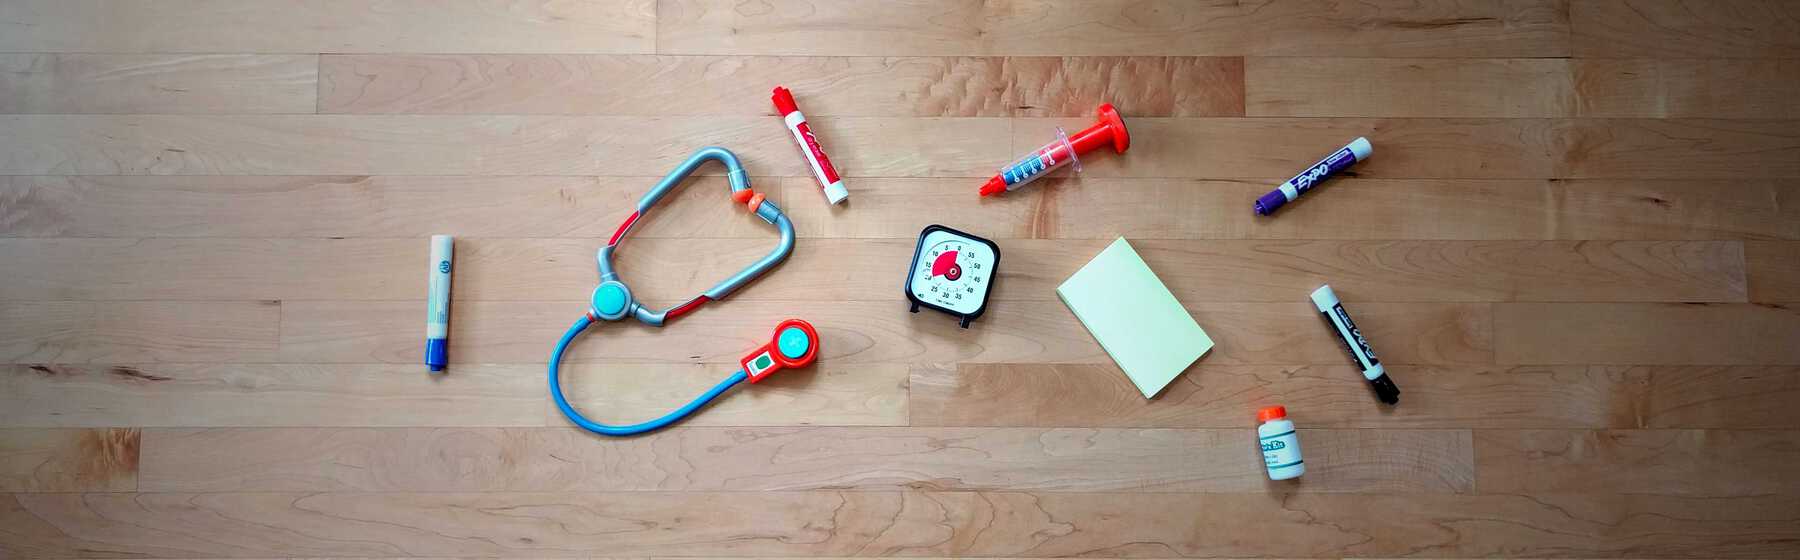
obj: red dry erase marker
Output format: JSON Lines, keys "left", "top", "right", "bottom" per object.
{"left": 773, "top": 86, "right": 849, "bottom": 205}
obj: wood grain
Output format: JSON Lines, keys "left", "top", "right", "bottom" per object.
{"left": 278, "top": 300, "right": 1491, "bottom": 366}
{"left": 1247, "top": 58, "right": 1576, "bottom": 118}
{"left": 1641, "top": 366, "right": 1800, "bottom": 428}
{"left": 1576, "top": 59, "right": 1800, "bottom": 118}
{"left": 6, "top": 491, "right": 1797, "bottom": 558}
{"left": 11, "top": 176, "right": 1797, "bottom": 240}
{"left": 0, "top": 175, "right": 776, "bottom": 239}
{"left": 656, "top": 0, "right": 1572, "bottom": 57}
{"left": 11, "top": 116, "right": 1797, "bottom": 179}
{"left": 912, "top": 364, "right": 1648, "bottom": 429}
{"left": 0, "top": 54, "right": 317, "bottom": 114}
{"left": 1557, "top": 119, "right": 1800, "bottom": 178}
{"left": 784, "top": 177, "right": 1800, "bottom": 241}
{"left": 1572, "top": 0, "right": 1800, "bottom": 58}
{"left": 1747, "top": 241, "right": 1800, "bottom": 301}
{"left": 0, "top": 364, "right": 545, "bottom": 428}
{"left": 0, "top": 115, "right": 1009, "bottom": 177}
{"left": 138, "top": 427, "right": 1472, "bottom": 493}
{"left": 321, "top": 55, "right": 1244, "bottom": 117}
{"left": 0, "top": 238, "right": 1745, "bottom": 303}
{"left": 0, "top": 429, "right": 137, "bottom": 492}
{"left": 1475, "top": 429, "right": 1800, "bottom": 496}
{"left": 921, "top": 364, "right": 1800, "bottom": 430}
{"left": 0, "top": 0, "right": 655, "bottom": 54}
{"left": 1495, "top": 303, "right": 1800, "bottom": 365}
{"left": 0, "top": 301, "right": 278, "bottom": 364}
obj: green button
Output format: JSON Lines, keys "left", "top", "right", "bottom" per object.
{"left": 753, "top": 354, "right": 773, "bottom": 370}
{"left": 777, "top": 326, "right": 810, "bottom": 359}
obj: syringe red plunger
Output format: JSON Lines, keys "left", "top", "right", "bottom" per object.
{"left": 1069, "top": 103, "right": 1131, "bottom": 156}
{"left": 979, "top": 104, "right": 1131, "bottom": 197}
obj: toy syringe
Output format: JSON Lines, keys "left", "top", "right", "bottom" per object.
{"left": 979, "top": 103, "right": 1131, "bottom": 197}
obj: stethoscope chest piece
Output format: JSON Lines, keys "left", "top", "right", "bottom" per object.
{"left": 590, "top": 281, "right": 632, "bottom": 321}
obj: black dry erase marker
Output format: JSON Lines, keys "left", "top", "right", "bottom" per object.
{"left": 1310, "top": 284, "right": 1399, "bottom": 404}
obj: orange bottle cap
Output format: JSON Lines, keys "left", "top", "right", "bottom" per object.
{"left": 1256, "top": 405, "right": 1287, "bottom": 423}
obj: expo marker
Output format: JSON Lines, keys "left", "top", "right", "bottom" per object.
{"left": 1311, "top": 284, "right": 1399, "bottom": 404}
{"left": 773, "top": 86, "right": 849, "bottom": 205}
{"left": 1254, "top": 137, "right": 1372, "bottom": 216}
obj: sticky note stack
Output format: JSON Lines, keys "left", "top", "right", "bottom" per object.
{"left": 1057, "top": 238, "right": 1214, "bottom": 398}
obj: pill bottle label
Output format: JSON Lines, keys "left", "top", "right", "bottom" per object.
{"left": 1260, "top": 431, "right": 1303, "bottom": 474}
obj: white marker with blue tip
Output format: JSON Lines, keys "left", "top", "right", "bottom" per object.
{"left": 426, "top": 235, "right": 453, "bottom": 372}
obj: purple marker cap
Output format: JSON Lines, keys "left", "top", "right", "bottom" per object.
{"left": 1253, "top": 191, "right": 1288, "bottom": 216}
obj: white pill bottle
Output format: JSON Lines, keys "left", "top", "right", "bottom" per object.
{"left": 1257, "top": 405, "right": 1305, "bottom": 480}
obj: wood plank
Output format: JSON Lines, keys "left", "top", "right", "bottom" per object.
{"left": 9, "top": 116, "right": 1793, "bottom": 179}
{"left": 1495, "top": 303, "right": 1800, "bottom": 365}
{"left": 321, "top": 54, "right": 1244, "bottom": 117}
{"left": 1747, "top": 241, "right": 1800, "bottom": 302}
{"left": 0, "top": 362, "right": 901, "bottom": 429}
{"left": 5, "top": 491, "right": 1797, "bottom": 558}
{"left": 1642, "top": 366, "right": 1800, "bottom": 428}
{"left": 138, "top": 427, "right": 1471, "bottom": 493}
{"left": 1246, "top": 58, "right": 1575, "bottom": 117}
{"left": 11, "top": 176, "right": 1796, "bottom": 240}
{"left": 1572, "top": 0, "right": 1800, "bottom": 58}
{"left": 912, "top": 364, "right": 1648, "bottom": 429}
{"left": 1533, "top": 179, "right": 1800, "bottom": 240}
{"left": 1475, "top": 429, "right": 1800, "bottom": 496}
{"left": 0, "top": 301, "right": 278, "bottom": 364}
{"left": 0, "top": 54, "right": 317, "bottom": 114}
{"left": 785, "top": 177, "right": 1800, "bottom": 241}
{"left": 1558, "top": 119, "right": 1800, "bottom": 179}
{"left": 0, "top": 364, "right": 544, "bottom": 428}
{"left": 0, "top": 0, "right": 655, "bottom": 54}
{"left": 656, "top": 0, "right": 1571, "bottom": 58}
{"left": 0, "top": 429, "right": 137, "bottom": 492}
{"left": 0, "top": 175, "right": 776, "bottom": 239}
{"left": 554, "top": 363, "right": 908, "bottom": 428}
{"left": 1, "top": 238, "right": 1744, "bottom": 303}
{"left": 279, "top": 300, "right": 1491, "bottom": 365}
{"left": 0, "top": 115, "right": 1009, "bottom": 177}
{"left": 1576, "top": 59, "right": 1800, "bottom": 118}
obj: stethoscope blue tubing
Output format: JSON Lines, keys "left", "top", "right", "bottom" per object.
{"left": 548, "top": 315, "right": 747, "bottom": 436}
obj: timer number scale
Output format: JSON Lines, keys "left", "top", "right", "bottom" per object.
{"left": 905, "top": 225, "right": 1000, "bottom": 328}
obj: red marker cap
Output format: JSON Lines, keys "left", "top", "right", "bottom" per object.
{"left": 1256, "top": 405, "right": 1288, "bottom": 423}
{"left": 771, "top": 86, "right": 799, "bottom": 116}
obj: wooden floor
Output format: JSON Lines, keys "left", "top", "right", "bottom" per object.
{"left": 4, "top": 0, "right": 1800, "bottom": 557}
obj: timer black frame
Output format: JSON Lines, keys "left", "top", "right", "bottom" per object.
{"left": 904, "top": 224, "right": 1000, "bottom": 328}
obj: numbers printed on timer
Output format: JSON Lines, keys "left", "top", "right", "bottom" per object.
{"left": 905, "top": 225, "right": 1000, "bottom": 328}
{"left": 913, "top": 235, "right": 993, "bottom": 315}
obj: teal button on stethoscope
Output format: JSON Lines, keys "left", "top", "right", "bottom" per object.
{"left": 778, "top": 325, "right": 810, "bottom": 359}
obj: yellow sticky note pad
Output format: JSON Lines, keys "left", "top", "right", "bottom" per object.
{"left": 1057, "top": 238, "right": 1214, "bottom": 398}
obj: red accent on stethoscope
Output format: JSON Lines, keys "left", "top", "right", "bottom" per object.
{"left": 665, "top": 295, "right": 711, "bottom": 321}
{"left": 607, "top": 211, "right": 641, "bottom": 247}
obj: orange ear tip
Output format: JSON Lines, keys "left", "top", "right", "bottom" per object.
{"left": 746, "top": 192, "right": 766, "bottom": 212}
{"left": 731, "top": 189, "right": 754, "bottom": 203}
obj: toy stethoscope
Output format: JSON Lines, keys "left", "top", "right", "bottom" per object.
{"left": 549, "top": 147, "right": 819, "bottom": 436}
